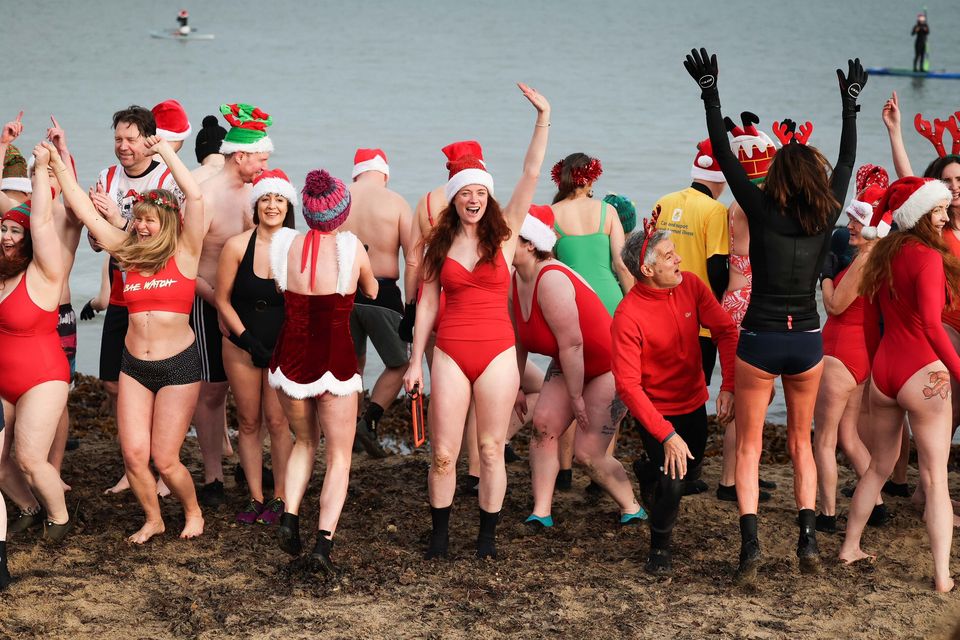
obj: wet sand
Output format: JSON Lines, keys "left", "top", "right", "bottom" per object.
{"left": 2, "top": 374, "right": 959, "bottom": 639}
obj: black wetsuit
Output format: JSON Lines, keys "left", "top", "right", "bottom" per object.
{"left": 230, "top": 232, "right": 285, "bottom": 352}
{"left": 912, "top": 22, "right": 929, "bottom": 72}
{"left": 703, "top": 102, "right": 856, "bottom": 335}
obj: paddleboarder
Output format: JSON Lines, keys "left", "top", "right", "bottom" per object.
{"left": 912, "top": 13, "right": 929, "bottom": 73}
{"left": 177, "top": 10, "right": 190, "bottom": 36}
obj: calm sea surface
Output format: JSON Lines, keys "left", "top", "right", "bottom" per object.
{"left": 4, "top": 0, "right": 959, "bottom": 422}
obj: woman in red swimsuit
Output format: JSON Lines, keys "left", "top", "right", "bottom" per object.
{"left": 268, "top": 169, "right": 377, "bottom": 574}
{"left": 403, "top": 83, "right": 550, "bottom": 560}
{"left": 0, "top": 145, "right": 71, "bottom": 546}
{"left": 812, "top": 169, "right": 888, "bottom": 534}
{"left": 52, "top": 136, "right": 206, "bottom": 544}
{"left": 511, "top": 205, "right": 643, "bottom": 529}
{"left": 839, "top": 177, "right": 958, "bottom": 592}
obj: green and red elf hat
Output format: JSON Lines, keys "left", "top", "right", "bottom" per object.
{"left": 1, "top": 200, "right": 31, "bottom": 229}
{"left": 219, "top": 103, "right": 274, "bottom": 154}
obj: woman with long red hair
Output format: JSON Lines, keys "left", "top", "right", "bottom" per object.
{"left": 403, "top": 83, "right": 550, "bottom": 560}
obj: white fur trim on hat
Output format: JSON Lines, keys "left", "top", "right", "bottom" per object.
{"left": 845, "top": 199, "right": 872, "bottom": 226}
{"left": 893, "top": 179, "right": 952, "bottom": 230}
{"left": 251, "top": 177, "right": 298, "bottom": 208}
{"left": 157, "top": 124, "right": 192, "bottom": 142}
{"left": 220, "top": 136, "right": 274, "bottom": 155}
{"left": 444, "top": 168, "right": 495, "bottom": 202}
{"left": 520, "top": 215, "right": 557, "bottom": 251}
{"left": 690, "top": 165, "right": 726, "bottom": 183}
{"left": 0, "top": 177, "right": 31, "bottom": 193}
{"left": 268, "top": 367, "right": 363, "bottom": 399}
{"left": 351, "top": 157, "right": 390, "bottom": 179}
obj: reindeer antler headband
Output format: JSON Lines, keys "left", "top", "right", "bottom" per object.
{"left": 639, "top": 205, "right": 663, "bottom": 265}
{"left": 772, "top": 119, "right": 814, "bottom": 146}
{"left": 915, "top": 112, "right": 960, "bottom": 158}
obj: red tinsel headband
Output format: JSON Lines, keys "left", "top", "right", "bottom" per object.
{"left": 772, "top": 119, "right": 813, "bottom": 146}
{"left": 639, "top": 204, "right": 663, "bottom": 267}
{"left": 915, "top": 112, "right": 960, "bottom": 158}
{"left": 551, "top": 157, "right": 603, "bottom": 188}
{"left": 133, "top": 190, "right": 180, "bottom": 213}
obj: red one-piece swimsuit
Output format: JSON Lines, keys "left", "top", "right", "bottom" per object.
{"left": 511, "top": 263, "right": 612, "bottom": 380}
{"left": 866, "top": 241, "right": 960, "bottom": 398}
{"left": 0, "top": 274, "right": 70, "bottom": 403}
{"left": 436, "top": 251, "right": 515, "bottom": 383}
{"left": 822, "top": 266, "right": 870, "bottom": 384}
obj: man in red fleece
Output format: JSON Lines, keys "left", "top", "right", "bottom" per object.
{"left": 611, "top": 224, "right": 737, "bottom": 575}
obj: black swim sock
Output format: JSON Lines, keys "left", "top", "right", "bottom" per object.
{"left": 0, "top": 541, "right": 9, "bottom": 590}
{"left": 278, "top": 513, "right": 302, "bottom": 556}
{"left": 797, "top": 509, "right": 819, "bottom": 556}
{"left": 556, "top": 469, "right": 573, "bottom": 491}
{"left": 311, "top": 530, "right": 335, "bottom": 574}
{"left": 363, "top": 403, "right": 385, "bottom": 429}
{"left": 476, "top": 509, "right": 500, "bottom": 560}
{"left": 739, "top": 514, "right": 760, "bottom": 559}
{"left": 426, "top": 506, "right": 451, "bottom": 559}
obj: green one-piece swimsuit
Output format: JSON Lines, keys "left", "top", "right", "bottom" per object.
{"left": 553, "top": 201, "right": 623, "bottom": 316}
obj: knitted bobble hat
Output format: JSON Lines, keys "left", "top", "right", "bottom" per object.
{"left": 1, "top": 200, "right": 31, "bottom": 229}
{"left": 195, "top": 115, "right": 227, "bottom": 163}
{"left": 301, "top": 170, "right": 351, "bottom": 232}
{"left": 1, "top": 144, "right": 31, "bottom": 193}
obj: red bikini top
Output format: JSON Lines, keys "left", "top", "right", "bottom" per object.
{"left": 122, "top": 256, "right": 196, "bottom": 314}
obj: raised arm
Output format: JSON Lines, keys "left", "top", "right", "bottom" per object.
{"left": 144, "top": 135, "right": 204, "bottom": 258}
{"left": 503, "top": 83, "right": 551, "bottom": 232}
{"left": 881, "top": 92, "right": 914, "bottom": 178}
{"left": 46, "top": 142, "right": 129, "bottom": 251}
{"left": 830, "top": 58, "right": 864, "bottom": 211}
{"left": 683, "top": 48, "right": 764, "bottom": 217}
{"left": 28, "top": 144, "right": 65, "bottom": 286}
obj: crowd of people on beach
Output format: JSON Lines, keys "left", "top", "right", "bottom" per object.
{"left": 2, "top": 46, "right": 960, "bottom": 592}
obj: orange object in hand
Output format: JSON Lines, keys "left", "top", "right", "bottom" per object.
{"left": 410, "top": 384, "right": 426, "bottom": 448}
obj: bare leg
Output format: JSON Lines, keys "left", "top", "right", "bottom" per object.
{"left": 472, "top": 349, "right": 521, "bottom": 513}
{"left": 782, "top": 361, "right": 824, "bottom": 511}
{"left": 315, "top": 393, "right": 359, "bottom": 535}
{"left": 528, "top": 378, "right": 575, "bottom": 517}
{"left": 427, "top": 349, "right": 472, "bottom": 508}
{"left": 193, "top": 381, "right": 228, "bottom": 484}
{"left": 279, "top": 395, "right": 319, "bottom": 516}
{"left": 734, "top": 358, "right": 777, "bottom": 516}
{"left": 813, "top": 357, "right": 857, "bottom": 516}
{"left": 117, "top": 375, "right": 165, "bottom": 544}
{"left": 12, "top": 382, "right": 70, "bottom": 524}
{"left": 224, "top": 341, "right": 267, "bottom": 503}
{"left": 0, "top": 400, "right": 40, "bottom": 512}
{"left": 261, "top": 372, "right": 291, "bottom": 501}
{"left": 150, "top": 383, "right": 204, "bottom": 539}
{"left": 48, "top": 405, "right": 70, "bottom": 491}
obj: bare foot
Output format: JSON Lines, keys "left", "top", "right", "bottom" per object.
{"left": 105, "top": 474, "right": 130, "bottom": 495}
{"left": 839, "top": 547, "right": 876, "bottom": 565}
{"left": 223, "top": 426, "right": 234, "bottom": 457}
{"left": 157, "top": 477, "right": 171, "bottom": 498}
{"left": 180, "top": 514, "right": 204, "bottom": 539}
{"left": 935, "top": 576, "right": 955, "bottom": 593}
{"left": 127, "top": 520, "right": 166, "bottom": 544}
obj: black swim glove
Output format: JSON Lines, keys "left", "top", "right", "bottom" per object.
{"left": 80, "top": 300, "right": 99, "bottom": 321}
{"left": 683, "top": 47, "right": 720, "bottom": 106}
{"left": 836, "top": 58, "right": 867, "bottom": 116}
{"left": 230, "top": 331, "right": 273, "bottom": 368}
{"left": 398, "top": 301, "right": 416, "bottom": 343}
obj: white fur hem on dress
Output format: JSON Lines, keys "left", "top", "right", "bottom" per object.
{"left": 268, "top": 367, "right": 362, "bottom": 399}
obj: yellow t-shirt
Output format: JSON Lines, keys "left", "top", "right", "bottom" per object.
{"left": 654, "top": 186, "right": 729, "bottom": 337}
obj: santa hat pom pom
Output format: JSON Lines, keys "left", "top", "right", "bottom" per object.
{"left": 861, "top": 226, "right": 878, "bottom": 240}
{"left": 697, "top": 156, "right": 714, "bottom": 169}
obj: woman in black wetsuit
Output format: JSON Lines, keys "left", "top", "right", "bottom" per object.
{"left": 684, "top": 48, "right": 865, "bottom": 584}
{"left": 215, "top": 169, "right": 296, "bottom": 527}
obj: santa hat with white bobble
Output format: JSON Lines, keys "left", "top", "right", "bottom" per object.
{"left": 444, "top": 140, "right": 494, "bottom": 202}
{"left": 520, "top": 204, "right": 557, "bottom": 252}
{"left": 878, "top": 176, "right": 952, "bottom": 232}
{"left": 352, "top": 148, "right": 390, "bottom": 179}
{"left": 250, "top": 168, "right": 298, "bottom": 207}
{"left": 690, "top": 138, "right": 726, "bottom": 183}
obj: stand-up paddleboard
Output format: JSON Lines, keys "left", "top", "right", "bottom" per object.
{"left": 867, "top": 67, "right": 960, "bottom": 80}
{"left": 150, "top": 29, "right": 214, "bottom": 41}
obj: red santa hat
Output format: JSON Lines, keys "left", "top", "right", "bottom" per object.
{"left": 691, "top": 138, "right": 725, "bottom": 183}
{"left": 352, "top": 148, "right": 390, "bottom": 179}
{"left": 443, "top": 140, "right": 493, "bottom": 202}
{"left": 250, "top": 168, "right": 298, "bottom": 207}
{"left": 520, "top": 204, "right": 557, "bottom": 252}
{"left": 846, "top": 184, "right": 890, "bottom": 239}
{"left": 152, "top": 99, "right": 192, "bottom": 142}
{"left": 878, "top": 176, "right": 952, "bottom": 231}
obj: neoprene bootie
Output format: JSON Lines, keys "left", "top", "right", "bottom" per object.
{"left": 476, "top": 509, "right": 500, "bottom": 559}
{"left": 0, "top": 541, "right": 11, "bottom": 591}
{"left": 646, "top": 529, "right": 673, "bottom": 575}
{"left": 797, "top": 509, "right": 821, "bottom": 574}
{"left": 277, "top": 513, "right": 302, "bottom": 556}
{"left": 310, "top": 530, "right": 336, "bottom": 575}
{"left": 425, "top": 506, "right": 451, "bottom": 560}
{"left": 736, "top": 514, "right": 761, "bottom": 586}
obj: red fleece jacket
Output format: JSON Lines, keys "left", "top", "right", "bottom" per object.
{"left": 611, "top": 273, "right": 737, "bottom": 442}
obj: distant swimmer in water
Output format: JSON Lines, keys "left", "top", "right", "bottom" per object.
{"left": 912, "top": 13, "right": 929, "bottom": 73}
{"left": 177, "top": 9, "right": 190, "bottom": 36}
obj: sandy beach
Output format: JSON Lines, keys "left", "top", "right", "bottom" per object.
{"left": 1, "top": 375, "right": 959, "bottom": 639}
